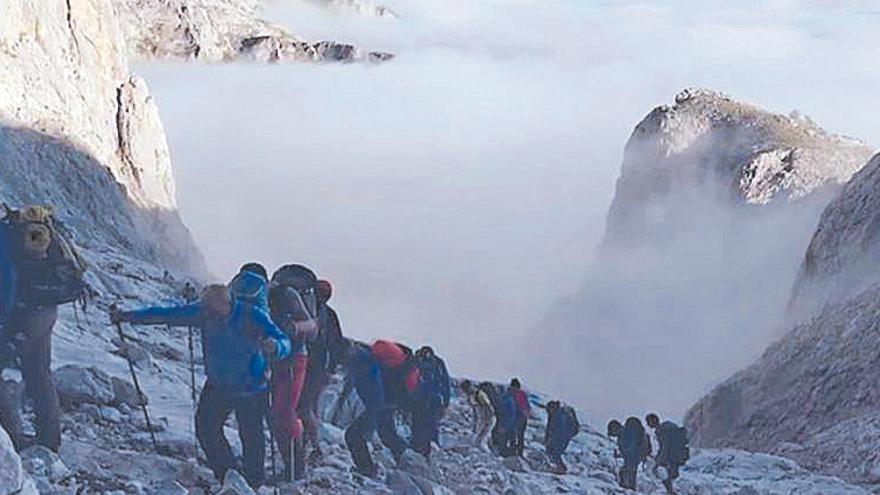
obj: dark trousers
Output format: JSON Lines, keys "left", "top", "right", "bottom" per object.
{"left": 655, "top": 462, "right": 680, "bottom": 494}
{"left": 0, "top": 307, "right": 61, "bottom": 451}
{"left": 344, "top": 349, "right": 415, "bottom": 476}
{"left": 195, "top": 382, "right": 268, "bottom": 488}
{"left": 298, "top": 366, "right": 328, "bottom": 454}
{"left": 547, "top": 435, "right": 573, "bottom": 469}
{"left": 512, "top": 416, "right": 527, "bottom": 456}
{"left": 618, "top": 457, "right": 640, "bottom": 489}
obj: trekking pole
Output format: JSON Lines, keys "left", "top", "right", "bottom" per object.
{"left": 110, "top": 305, "right": 159, "bottom": 452}
{"left": 187, "top": 325, "right": 198, "bottom": 459}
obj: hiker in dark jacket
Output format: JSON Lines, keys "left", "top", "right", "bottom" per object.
{"left": 647, "top": 413, "right": 689, "bottom": 494}
{"left": 297, "top": 279, "right": 346, "bottom": 463}
{"left": 490, "top": 384, "right": 517, "bottom": 456}
{"left": 415, "top": 345, "right": 451, "bottom": 446}
{"left": 343, "top": 340, "right": 439, "bottom": 477}
{"left": 544, "top": 401, "right": 579, "bottom": 474}
{"left": 0, "top": 206, "right": 87, "bottom": 452}
{"left": 608, "top": 417, "right": 651, "bottom": 490}
{"left": 509, "top": 378, "right": 530, "bottom": 457}
{"left": 113, "top": 281, "right": 295, "bottom": 489}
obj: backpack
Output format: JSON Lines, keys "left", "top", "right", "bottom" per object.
{"left": 497, "top": 390, "right": 517, "bottom": 430}
{"left": 269, "top": 264, "right": 319, "bottom": 341}
{"left": 663, "top": 424, "right": 690, "bottom": 466}
{"left": 413, "top": 353, "right": 451, "bottom": 411}
{"left": 561, "top": 406, "right": 580, "bottom": 438}
{"left": 2, "top": 206, "right": 87, "bottom": 309}
{"left": 619, "top": 417, "right": 648, "bottom": 460}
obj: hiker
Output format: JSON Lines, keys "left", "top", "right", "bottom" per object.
{"left": 608, "top": 417, "right": 652, "bottom": 490}
{"left": 265, "top": 264, "right": 324, "bottom": 481}
{"left": 509, "top": 378, "right": 530, "bottom": 457}
{"left": 487, "top": 383, "right": 517, "bottom": 456}
{"left": 112, "top": 281, "right": 294, "bottom": 489}
{"left": 646, "top": 413, "right": 690, "bottom": 494}
{"left": 0, "top": 206, "right": 87, "bottom": 452}
{"left": 414, "top": 345, "right": 451, "bottom": 446}
{"left": 462, "top": 380, "right": 495, "bottom": 449}
{"left": 343, "top": 340, "right": 445, "bottom": 477}
{"left": 179, "top": 281, "right": 198, "bottom": 303}
{"left": 544, "top": 400, "right": 579, "bottom": 474}
{"left": 297, "top": 279, "right": 347, "bottom": 463}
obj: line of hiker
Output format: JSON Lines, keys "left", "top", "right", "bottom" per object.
{"left": 0, "top": 203, "right": 691, "bottom": 492}
{"left": 607, "top": 414, "right": 690, "bottom": 494}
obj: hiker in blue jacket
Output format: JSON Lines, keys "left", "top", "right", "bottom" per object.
{"left": 544, "top": 401, "right": 580, "bottom": 474}
{"left": 112, "top": 278, "right": 295, "bottom": 489}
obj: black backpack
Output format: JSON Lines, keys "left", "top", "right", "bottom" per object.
{"left": 664, "top": 424, "right": 690, "bottom": 465}
{"left": 3, "top": 206, "right": 87, "bottom": 309}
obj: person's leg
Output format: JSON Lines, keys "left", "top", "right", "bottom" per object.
{"left": 234, "top": 391, "right": 269, "bottom": 489}
{"left": 515, "top": 418, "right": 527, "bottom": 456}
{"left": 195, "top": 383, "right": 236, "bottom": 482}
{"left": 344, "top": 355, "right": 384, "bottom": 477}
{"left": 377, "top": 409, "right": 407, "bottom": 461}
{"left": 298, "top": 369, "right": 326, "bottom": 458}
{"left": 409, "top": 407, "right": 434, "bottom": 459}
{"left": 19, "top": 308, "right": 60, "bottom": 451}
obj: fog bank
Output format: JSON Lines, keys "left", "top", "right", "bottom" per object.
{"left": 139, "top": 0, "right": 880, "bottom": 420}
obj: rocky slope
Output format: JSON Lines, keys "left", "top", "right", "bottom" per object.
{"left": 685, "top": 283, "right": 880, "bottom": 486}
{"left": 686, "top": 152, "right": 880, "bottom": 486}
{"left": 115, "top": 0, "right": 393, "bottom": 63}
{"left": 789, "top": 153, "right": 880, "bottom": 319}
{"left": 529, "top": 89, "right": 873, "bottom": 422}
{"left": 1, "top": 360, "right": 871, "bottom": 495}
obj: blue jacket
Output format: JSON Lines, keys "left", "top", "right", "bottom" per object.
{"left": 126, "top": 301, "right": 294, "bottom": 395}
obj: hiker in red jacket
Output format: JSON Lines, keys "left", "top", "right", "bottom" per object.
{"left": 509, "top": 378, "right": 530, "bottom": 457}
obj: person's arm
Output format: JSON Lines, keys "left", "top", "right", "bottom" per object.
{"left": 251, "top": 306, "right": 292, "bottom": 360}
{"left": 124, "top": 303, "right": 201, "bottom": 327}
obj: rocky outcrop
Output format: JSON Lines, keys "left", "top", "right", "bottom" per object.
{"left": 529, "top": 89, "right": 872, "bottom": 421}
{"left": 0, "top": 0, "right": 205, "bottom": 275}
{"left": 114, "top": 0, "right": 394, "bottom": 63}
{"left": 604, "top": 88, "right": 871, "bottom": 249}
{"left": 789, "top": 153, "right": 880, "bottom": 318}
{"left": 685, "top": 285, "right": 880, "bottom": 484}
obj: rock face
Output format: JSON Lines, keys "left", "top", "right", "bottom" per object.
{"left": 114, "top": 0, "right": 394, "bottom": 63}
{"left": 0, "top": 0, "right": 205, "bottom": 275}
{"left": 685, "top": 285, "right": 880, "bottom": 485}
{"left": 529, "top": 89, "right": 872, "bottom": 421}
{"left": 604, "top": 88, "right": 871, "bottom": 249}
{"left": 789, "top": 153, "right": 880, "bottom": 318}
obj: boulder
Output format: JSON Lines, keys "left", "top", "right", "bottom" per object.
{"left": 53, "top": 365, "right": 114, "bottom": 406}
{"left": 217, "top": 470, "right": 254, "bottom": 495}
{"left": 0, "top": 426, "right": 23, "bottom": 494}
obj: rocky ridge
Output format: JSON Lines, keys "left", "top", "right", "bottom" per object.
{"left": 604, "top": 88, "right": 872, "bottom": 249}
{"left": 530, "top": 89, "right": 874, "bottom": 423}
{"left": 115, "top": 0, "right": 394, "bottom": 63}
